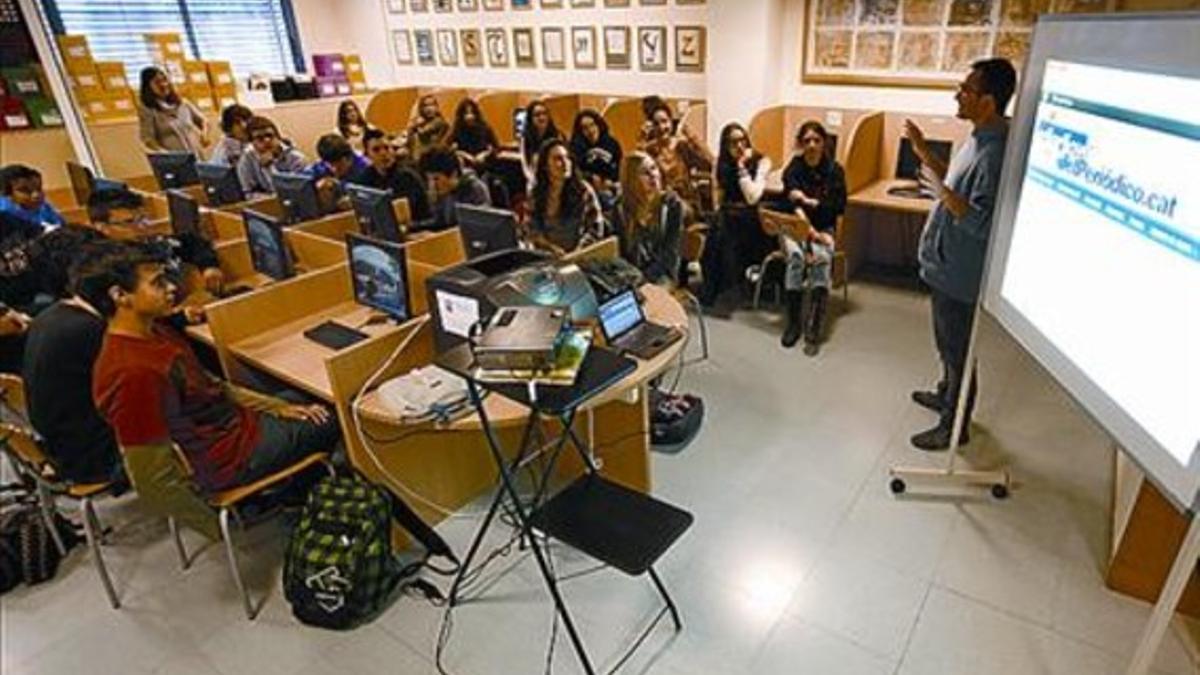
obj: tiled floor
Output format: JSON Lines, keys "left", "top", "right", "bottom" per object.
{"left": 3, "top": 282, "right": 1198, "bottom": 674}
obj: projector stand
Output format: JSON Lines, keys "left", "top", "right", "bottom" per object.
{"left": 1125, "top": 510, "right": 1200, "bottom": 675}
{"left": 888, "top": 304, "right": 1012, "bottom": 499}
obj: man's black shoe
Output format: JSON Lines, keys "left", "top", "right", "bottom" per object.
{"left": 910, "top": 424, "right": 970, "bottom": 451}
{"left": 910, "top": 390, "right": 944, "bottom": 413}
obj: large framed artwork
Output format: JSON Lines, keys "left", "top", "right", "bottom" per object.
{"left": 485, "top": 28, "right": 509, "bottom": 66}
{"left": 801, "top": 0, "right": 1090, "bottom": 87}
{"left": 461, "top": 28, "right": 484, "bottom": 67}
{"left": 542, "top": 27, "right": 566, "bottom": 69}
{"left": 513, "top": 27, "right": 537, "bottom": 68}
{"left": 572, "top": 26, "right": 597, "bottom": 69}
{"left": 603, "top": 25, "right": 630, "bottom": 70}
{"left": 637, "top": 26, "right": 667, "bottom": 72}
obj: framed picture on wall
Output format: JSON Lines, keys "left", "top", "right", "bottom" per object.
{"left": 572, "top": 26, "right": 597, "bottom": 69}
{"left": 513, "top": 0, "right": 532, "bottom": 9}
{"left": 674, "top": 25, "right": 705, "bottom": 73}
{"left": 485, "top": 28, "right": 510, "bottom": 66}
{"left": 542, "top": 28, "right": 566, "bottom": 68}
{"left": 639, "top": 0, "right": 666, "bottom": 4}
{"left": 483, "top": 0, "right": 504, "bottom": 8}
{"left": 392, "top": 30, "right": 414, "bottom": 64}
{"left": 604, "top": 0, "right": 630, "bottom": 6}
{"left": 410, "top": 0, "right": 428, "bottom": 11}
{"left": 433, "top": 0, "right": 453, "bottom": 11}
{"left": 513, "top": 28, "right": 537, "bottom": 67}
{"left": 637, "top": 26, "right": 667, "bottom": 72}
{"left": 676, "top": 0, "right": 705, "bottom": 4}
{"left": 461, "top": 28, "right": 484, "bottom": 66}
{"left": 437, "top": 29, "right": 459, "bottom": 65}
{"left": 603, "top": 26, "right": 630, "bottom": 69}
{"left": 387, "top": 0, "right": 407, "bottom": 13}
{"left": 571, "top": 0, "right": 596, "bottom": 6}
{"left": 458, "top": 0, "right": 478, "bottom": 9}
{"left": 414, "top": 29, "right": 435, "bottom": 65}
{"left": 542, "top": 0, "right": 564, "bottom": 7}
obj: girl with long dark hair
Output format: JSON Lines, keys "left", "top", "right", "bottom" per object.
{"left": 520, "top": 100, "right": 562, "bottom": 185}
{"left": 528, "top": 139, "right": 604, "bottom": 255}
{"left": 449, "top": 98, "right": 500, "bottom": 172}
{"left": 137, "top": 66, "right": 207, "bottom": 154}
{"left": 335, "top": 100, "right": 367, "bottom": 151}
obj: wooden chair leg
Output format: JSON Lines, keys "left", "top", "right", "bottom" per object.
{"left": 81, "top": 497, "right": 120, "bottom": 609}
{"left": 219, "top": 507, "right": 256, "bottom": 620}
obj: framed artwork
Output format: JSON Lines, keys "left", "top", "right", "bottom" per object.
{"left": 571, "top": 0, "right": 596, "bottom": 6}
{"left": 637, "top": 26, "right": 667, "bottom": 72}
{"left": 542, "top": 0, "right": 563, "bottom": 6}
{"left": 387, "top": 0, "right": 406, "bottom": 13}
{"left": 604, "top": 0, "right": 630, "bottom": 6}
{"left": 433, "top": 0, "right": 453, "bottom": 11}
{"left": 674, "top": 25, "right": 705, "bottom": 73}
{"left": 410, "top": 0, "right": 428, "bottom": 10}
{"left": 437, "top": 29, "right": 459, "bottom": 65}
{"left": 483, "top": 0, "right": 504, "bottom": 8}
{"left": 639, "top": 0, "right": 666, "bottom": 4}
{"left": 414, "top": 29, "right": 435, "bottom": 65}
{"left": 676, "top": 0, "right": 704, "bottom": 4}
{"left": 1052, "top": 0, "right": 1115, "bottom": 11}
{"left": 803, "top": 0, "right": 1044, "bottom": 87}
{"left": 542, "top": 28, "right": 566, "bottom": 68}
{"left": 603, "top": 26, "right": 630, "bottom": 69}
{"left": 461, "top": 29, "right": 484, "bottom": 67}
{"left": 513, "top": 28, "right": 537, "bottom": 67}
{"left": 513, "top": 0, "right": 532, "bottom": 9}
{"left": 485, "top": 28, "right": 509, "bottom": 66}
{"left": 392, "top": 30, "right": 414, "bottom": 64}
{"left": 458, "top": 0, "right": 478, "bottom": 9}
{"left": 572, "top": 26, "right": 597, "bottom": 69}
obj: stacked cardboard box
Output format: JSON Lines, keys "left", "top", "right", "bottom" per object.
{"left": 95, "top": 62, "right": 129, "bottom": 91}
{"left": 180, "top": 60, "right": 216, "bottom": 112}
{"left": 206, "top": 61, "right": 238, "bottom": 110}
{"left": 145, "top": 32, "right": 187, "bottom": 85}
{"left": 312, "top": 53, "right": 350, "bottom": 98}
{"left": 344, "top": 54, "right": 369, "bottom": 93}
{"left": 55, "top": 34, "right": 132, "bottom": 123}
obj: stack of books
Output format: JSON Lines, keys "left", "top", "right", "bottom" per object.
{"left": 472, "top": 328, "right": 592, "bottom": 387}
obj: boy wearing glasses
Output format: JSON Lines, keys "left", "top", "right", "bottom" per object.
{"left": 236, "top": 116, "right": 308, "bottom": 198}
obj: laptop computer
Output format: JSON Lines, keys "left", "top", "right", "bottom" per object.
{"left": 597, "top": 289, "right": 682, "bottom": 360}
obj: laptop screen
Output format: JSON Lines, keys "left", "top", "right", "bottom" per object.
{"left": 598, "top": 290, "right": 643, "bottom": 341}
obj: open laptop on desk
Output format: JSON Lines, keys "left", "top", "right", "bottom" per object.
{"left": 598, "top": 289, "right": 682, "bottom": 360}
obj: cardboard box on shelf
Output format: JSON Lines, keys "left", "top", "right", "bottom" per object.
{"left": 145, "top": 32, "right": 186, "bottom": 59}
{"left": 182, "top": 61, "right": 210, "bottom": 88}
{"left": 22, "top": 97, "right": 64, "bottom": 128}
{"left": 213, "top": 89, "right": 238, "bottom": 110}
{"left": 158, "top": 59, "right": 187, "bottom": 85}
{"left": 312, "top": 54, "right": 345, "bottom": 78}
{"left": 1, "top": 67, "right": 44, "bottom": 97}
{"left": 57, "top": 35, "right": 94, "bottom": 73}
{"left": 344, "top": 55, "right": 365, "bottom": 78}
{"left": 70, "top": 67, "right": 105, "bottom": 102}
{"left": 95, "top": 62, "right": 129, "bottom": 91}
{"left": 314, "top": 76, "right": 340, "bottom": 98}
{"left": 205, "top": 61, "right": 235, "bottom": 88}
{"left": 106, "top": 89, "right": 136, "bottom": 117}
{"left": 350, "top": 80, "right": 369, "bottom": 94}
{"left": 0, "top": 97, "right": 32, "bottom": 131}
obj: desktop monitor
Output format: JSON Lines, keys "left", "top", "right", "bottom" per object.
{"left": 242, "top": 209, "right": 294, "bottom": 281}
{"left": 147, "top": 151, "right": 200, "bottom": 190}
{"left": 166, "top": 189, "right": 200, "bottom": 237}
{"left": 272, "top": 171, "right": 321, "bottom": 224}
{"left": 513, "top": 108, "right": 528, "bottom": 145}
{"left": 895, "top": 138, "right": 952, "bottom": 181}
{"left": 456, "top": 203, "right": 518, "bottom": 259}
{"left": 197, "top": 161, "right": 245, "bottom": 206}
{"left": 346, "top": 232, "right": 410, "bottom": 322}
{"left": 347, "top": 184, "right": 404, "bottom": 243}
{"left": 66, "top": 161, "right": 93, "bottom": 206}
{"left": 826, "top": 134, "right": 839, "bottom": 161}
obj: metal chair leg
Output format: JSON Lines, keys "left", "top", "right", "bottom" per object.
{"left": 680, "top": 293, "right": 709, "bottom": 363}
{"left": 168, "top": 517, "right": 190, "bottom": 570}
{"left": 81, "top": 497, "right": 120, "bottom": 609}
{"left": 220, "top": 507, "right": 256, "bottom": 620}
{"left": 648, "top": 567, "right": 681, "bottom": 631}
{"left": 751, "top": 269, "right": 765, "bottom": 310}
{"left": 35, "top": 482, "right": 67, "bottom": 556}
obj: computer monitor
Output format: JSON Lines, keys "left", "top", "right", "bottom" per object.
{"left": 147, "top": 151, "right": 200, "bottom": 190}
{"left": 66, "top": 161, "right": 93, "bottom": 206}
{"left": 272, "top": 171, "right": 320, "bottom": 224}
{"left": 513, "top": 108, "right": 528, "bottom": 145}
{"left": 895, "top": 138, "right": 952, "bottom": 181}
{"left": 826, "top": 134, "right": 839, "bottom": 160}
{"left": 197, "top": 162, "right": 245, "bottom": 206}
{"left": 347, "top": 184, "right": 404, "bottom": 243}
{"left": 166, "top": 189, "right": 200, "bottom": 237}
{"left": 456, "top": 203, "right": 518, "bottom": 259}
{"left": 242, "top": 209, "right": 294, "bottom": 281}
{"left": 346, "top": 232, "right": 410, "bottom": 322}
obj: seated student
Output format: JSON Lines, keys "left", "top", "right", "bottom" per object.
{"left": 87, "top": 187, "right": 224, "bottom": 298}
{"left": 420, "top": 147, "right": 491, "bottom": 231}
{"left": 638, "top": 100, "right": 713, "bottom": 215}
{"left": 208, "top": 104, "right": 254, "bottom": 168}
{"left": 615, "top": 152, "right": 688, "bottom": 287}
{"left": 700, "top": 123, "right": 772, "bottom": 306}
{"left": 82, "top": 243, "right": 339, "bottom": 539}
{"left": 0, "top": 164, "right": 65, "bottom": 229}
{"left": 22, "top": 232, "right": 125, "bottom": 485}
{"left": 449, "top": 98, "right": 499, "bottom": 174}
{"left": 355, "top": 128, "right": 433, "bottom": 225}
{"left": 779, "top": 121, "right": 847, "bottom": 354}
{"left": 335, "top": 100, "right": 368, "bottom": 152}
{"left": 236, "top": 116, "right": 308, "bottom": 197}
{"left": 528, "top": 139, "right": 605, "bottom": 256}
{"left": 0, "top": 210, "right": 43, "bottom": 372}
{"left": 520, "top": 100, "right": 563, "bottom": 186}
{"left": 570, "top": 110, "right": 623, "bottom": 213}
{"left": 310, "top": 134, "right": 368, "bottom": 213}
{"left": 406, "top": 95, "right": 450, "bottom": 168}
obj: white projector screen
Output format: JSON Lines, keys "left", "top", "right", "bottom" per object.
{"left": 983, "top": 13, "right": 1200, "bottom": 510}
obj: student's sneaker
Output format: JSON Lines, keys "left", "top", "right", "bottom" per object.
{"left": 910, "top": 389, "right": 944, "bottom": 413}
{"left": 910, "top": 424, "right": 970, "bottom": 452}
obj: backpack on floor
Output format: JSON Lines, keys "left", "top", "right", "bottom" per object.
{"left": 0, "top": 483, "right": 78, "bottom": 593}
{"left": 282, "top": 474, "right": 456, "bottom": 630}
{"left": 649, "top": 389, "right": 705, "bottom": 449}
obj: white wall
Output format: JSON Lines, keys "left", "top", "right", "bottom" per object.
{"left": 292, "top": 0, "right": 394, "bottom": 88}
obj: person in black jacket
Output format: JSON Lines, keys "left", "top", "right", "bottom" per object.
{"left": 355, "top": 127, "right": 433, "bottom": 226}
{"left": 779, "top": 121, "right": 847, "bottom": 354}
{"left": 615, "top": 151, "right": 687, "bottom": 286}
{"left": 570, "top": 110, "right": 623, "bottom": 189}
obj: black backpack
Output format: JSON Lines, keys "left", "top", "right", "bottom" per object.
{"left": 0, "top": 483, "right": 79, "bottom": 594}
{"left": 649, "top": 389, "right": 705, "bottom": 450}
{"left": 282, "top": 474, "right": 457, "bottom": 630}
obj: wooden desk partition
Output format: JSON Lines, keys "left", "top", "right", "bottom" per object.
{"left": 366, "top": 87, "right": 420, "bottom": 135}
{"left": 748, "top": 106, "right": 788, "bottom": 170}
{"left": 477, "top": 90, "right": 521, "bottom": 141}
{"left": 208, "top": 197, "right": 284, "bottom": 242}
{"left": 292, "top": 211, "right": 360, "bottom": 242}
{"left": 749, "top": 104, "right": 878, "bottom": 171}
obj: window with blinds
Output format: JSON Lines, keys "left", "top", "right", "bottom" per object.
{"left": 45, "top": 0, "right": 301, "bottom": 81}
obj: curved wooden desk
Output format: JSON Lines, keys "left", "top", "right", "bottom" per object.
{"left": 344, "top": 284, "right": 689, "bottom": 540}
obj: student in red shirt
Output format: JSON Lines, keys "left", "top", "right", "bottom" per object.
{"left": 77, "top": 243, "right": 338, "bottom": 539}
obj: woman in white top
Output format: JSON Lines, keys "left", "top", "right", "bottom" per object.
{"left": 137, "top": 66, "right": 208, "bottom": 155}
{"left": 335, "top": 100, "right": 367, "bottom": 152}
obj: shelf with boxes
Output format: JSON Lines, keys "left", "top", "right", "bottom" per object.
{"left": 0, "top": 64, "right": 62, "bottom": 131}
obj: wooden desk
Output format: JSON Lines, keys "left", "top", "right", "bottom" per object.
{"left": 844, "top": 178, "right": 936, "bottom": 273}
{"left": 848, "top": 179, "right": 936, "bottom": 216}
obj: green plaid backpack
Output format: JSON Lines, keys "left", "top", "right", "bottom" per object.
{"left": 283, "top": 474, "right": 454, "bottom": 629}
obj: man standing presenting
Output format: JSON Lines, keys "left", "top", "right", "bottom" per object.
{"left": 907, "top": 58, "right": 1017, "bottom": 451}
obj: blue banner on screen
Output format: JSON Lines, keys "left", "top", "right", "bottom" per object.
{"left": 1001, "top": 60, "right": 1199, "bottom": 470}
